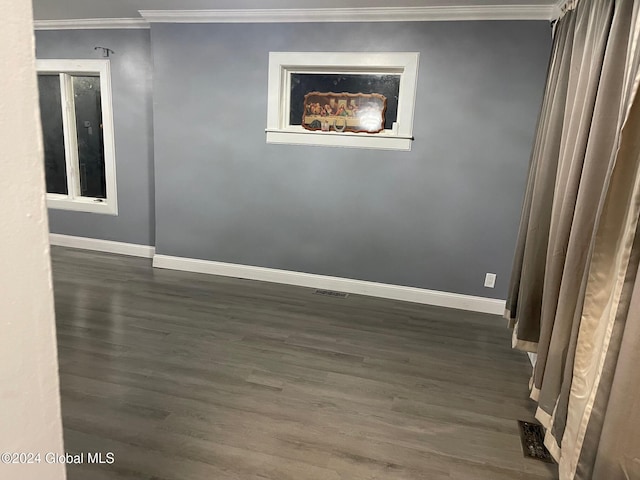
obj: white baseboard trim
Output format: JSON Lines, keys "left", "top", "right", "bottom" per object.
{"left": 528, "top": 352, "right": 538, "bottom": 367}
{"left": 49, "top": 233, "right": 155, "bottom": 258}
{"left": 153, "top": 254, "right": 506, "bottom": 315}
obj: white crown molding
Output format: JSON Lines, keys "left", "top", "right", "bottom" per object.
{"left": 34, "top": 18, "right": 149, "bottom": 30}
{"left": 139, "top": 5, "right": 558, "bottom": 24}
{"left": 32, "top": 4, "right": 561, "bottom": 30}
{"left": 153, "top": 253, "right": 506, "bottom": 315}
{"left": 49, "top": 234, "right": 155, "bottom": 258}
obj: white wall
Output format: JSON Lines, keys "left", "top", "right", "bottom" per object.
{"left": 0, "top": 1, "right": 66, "bottom": 479}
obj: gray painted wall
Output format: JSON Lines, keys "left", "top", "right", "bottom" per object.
{"left": 151, "top": 21, "right": 551, "bottom": 299}
{"left": 36, "top": 29, "right": 155, "bottom": 246}
{"left": 36, "top": 22, "right": 551, "bottom": 299}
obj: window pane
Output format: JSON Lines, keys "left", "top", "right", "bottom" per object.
{"left": 37, "top": 75, "right": 68, "bottom": 195}
{"left": 73, "top": 76, "right": 106, "bottom": 199}
{"left": 289, "top": 73, "right": 401, "bottom": 130}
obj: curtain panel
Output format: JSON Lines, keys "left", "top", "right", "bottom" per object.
{"left": 505, "top": 0, "right": 640, "bottom": 478}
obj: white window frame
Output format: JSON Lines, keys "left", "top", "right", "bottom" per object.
{"left": 266, "top": 52, "right": 419, "bottom": 151}
{"left": 36, "top": 59, "right": 117, "bottom": 215}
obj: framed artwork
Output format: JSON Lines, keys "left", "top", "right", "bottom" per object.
{"left": 302, "top": 91, "right": 387, "bottom": 133}
{"left": 266, "top": 52, "right": 419, "bottom": 151}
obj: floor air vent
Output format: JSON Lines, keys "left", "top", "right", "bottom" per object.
{"left": 313, "top": 289, "right": 349, "bottom": 298}
{"left": 517, "top": 420, "right": 554, "bottom": 463}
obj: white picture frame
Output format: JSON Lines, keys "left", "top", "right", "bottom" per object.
{"left": 266, "top": 52, "right": 420, "bottom": 151}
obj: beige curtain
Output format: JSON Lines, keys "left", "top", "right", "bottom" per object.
{"left": 505, "top": 0, "right": 640, "bottom": 478}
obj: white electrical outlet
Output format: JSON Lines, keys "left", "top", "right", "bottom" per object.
{"left": 484, "top": 273, "right": 496, "bottom": 288}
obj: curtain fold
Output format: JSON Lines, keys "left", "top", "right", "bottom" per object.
{"left": 505, "top": 13, "right": 574, "bottom": 348}
{"left": 505, "top": 0, "right": 640, "bottom": 478}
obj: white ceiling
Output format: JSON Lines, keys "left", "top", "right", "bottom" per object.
{"left": 32, "top": 0, "right": 558, "bottom": 20}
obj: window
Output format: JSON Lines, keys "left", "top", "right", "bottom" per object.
{"left": 266, "top": 52, "right": 419, "bottom": 151}
{"left": 36, "top": 59, "right": 117, "bottom": 215}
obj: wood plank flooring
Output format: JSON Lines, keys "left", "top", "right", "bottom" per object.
{"left": 51, "top": 246, "right": 558, "bottom": 480}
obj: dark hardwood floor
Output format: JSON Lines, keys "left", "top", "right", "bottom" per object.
{"left": 51, "top": 246, "right": 558, "bottom": 480}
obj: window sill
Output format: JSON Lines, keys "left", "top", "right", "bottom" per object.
{"left": 265, "top": 129, "right": 413, "bottom": 151}
{"left": 47, "top": 195, "right": 118, "bottom": 215}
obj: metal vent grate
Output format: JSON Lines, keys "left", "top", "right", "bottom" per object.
{"left": 517, "top": 420, "right": 554, "bottom": 463}
{"left": 313, "top": 289, "right": 349, "bottom": 298}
